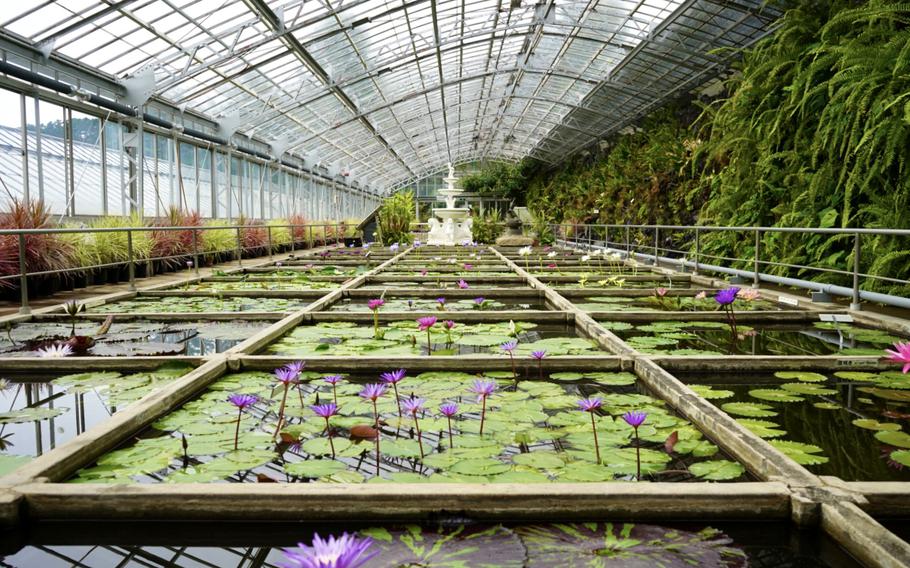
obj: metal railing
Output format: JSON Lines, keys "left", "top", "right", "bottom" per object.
{"left": 0, "top": 222, "right": 352, "bottom": 314}
{"left": 550, "top": 223, "right": 910, "bottom": 311}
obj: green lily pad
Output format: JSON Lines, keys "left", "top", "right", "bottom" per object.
{"left": 890, "top": 450, "right": 910, "bottom": 467}
{"left": 285, "top": 459, "right": 347, "bottom": 478}
{"left": 689, "top": 460, "right": 745, "bottom": 481}
{"left": 511, "top": 452, "right": 565, "bottom": 469}
{"left": 0, "top": 407, "right": 68, "bottom": 424}
{"left": 448, "top": 458, "right": 511, "bottom": 476}
{"left": 874, "top": 430, "right": 910, "bottom": 448}
{"left": 748, "top": 389, "right": 804, "bottom": 403}
{"left": 852, "top": 419, "right": 902, "bottom": 432}
{"left": 737, "top": 419, "right": 787, "bottom": 439}
{"left": 689, "top": 385, "right": 735, "bottom": 400}
{"left": 773, "top": 371, "right": 828, "bottom": 383}
{"left": 769, "top": 440, "right": 829, "bottom": 465}
{"left": 721, "top": 402, "right": 777, "bottom": 418}
{"left": 301, "top": 437, "right": 352, "bottom": 456}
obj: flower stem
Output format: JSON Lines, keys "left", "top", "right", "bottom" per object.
{"left": 426, "top": 329, "right": 432, "bottom": 354}
{"left": 479, "top": 395, "right": 487, "bottom": 435}
{"left": 414, "top": 414, "right": 424, "bottom": 459}
{"left": 331, "top": 383, "right": 337, "bottom": 405}
{"left": 373, "top": 310, "right": 380, "bottom": 339}
{"left": 393, "top": 383, "right": 402, "bottom": 418}
{"left": 590, "top": 412, "right": 600, "bottom": 463}
{"left": 372, "top": 399, "right": 380, "bottom": 476}
{"left": 273, "top": 383, "right": 289, "bottom": 439}
{"left": 325, "top": 417, "right": 335, "bottom": 458}
{"left": 509, "top": 353, "right": 516, "bottom": 380}
{"left": 538, "top": 359, "right": 543, "bottom": 380}
{"left": 634, "top": 427, "right": 641, "bottom": 481}
{"left": 234, "top": 408, "right": 242, "bottom": 450}
{"left": 446, "top": 416, "right": 454, "bottom": 449}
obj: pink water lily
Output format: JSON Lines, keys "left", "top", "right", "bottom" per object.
{"left": 886, "top": 341, "right": 910, "bottom": 374}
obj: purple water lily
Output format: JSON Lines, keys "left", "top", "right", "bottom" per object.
{"left": 417, "top": 316, "right": 437, "bottom": 354}
{"left": 279, "top": 532, "right": 377, "bottom": 568}
{"left": 439, "top": 402, "right": 459, "bottom": 449}
{"left": 360, "top": 384, "right": 386, "bottom": 476}
{"left": 403, "top": 397, "right": 427, "bottom": 458}
{"left": 368, "top": 299, "right": 385, "bottom": 338}
{"left": 714, "top": 287, "right": 740, "bottom": 305}
{"left": 380, "top": 369, "right": 407, "bottom": 417}
{"left": 469, "top": 379, "right": 497, "bottom": 435}
{"left": 501, "top": 340, "right": 518, "bottom": 379}
{"left": 531, "top": 350, "right": 546, "bottom": 379}
{"left": 623, "top": 410, "right": 648, "bottom": 480}
{"left": 473, "top": 297, "right": 487, "bottom": 310}
{"left": 578, "top": 398, "right": 603, "bottom": 463}
{"left": 323, "top": 375, "right": 343, "bottom": 405}
{"left": 715, "top": 287, "right": 740, "bottom": 339}
{"left": 273, "top": 366, "right": 300, "bottom": 439}
{"left": 312, "top": 402, "right": 339, "bottom": 456}
{"left": 228, "top": 393, "right": 258, "bottom": 450}
{"left": 457, "top": 279, "right": 469, "bottom": 289}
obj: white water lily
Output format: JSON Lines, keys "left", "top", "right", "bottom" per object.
{"left": 518, "top": 246, "right": 532, "bottom": 256}
{"left": 448, "top": 257, "right": 457, "bottom": 264}
{"left": 35, "top": 344, "right": 74, "bottom": 358}
{"left": 508, "top": 320, "right": 517, "bottom": 335}
{"left": 581, "top": 255, "right": 591, "bottom": 262}
{"left": 547, "top": 251, "right": 558, "bottom": 258}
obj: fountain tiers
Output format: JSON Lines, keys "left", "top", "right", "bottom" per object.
{"left": 427, "top": 165, "right": 473, "bottom": 246}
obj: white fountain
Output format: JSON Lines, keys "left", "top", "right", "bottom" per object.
{"left": 427, "top": 163, "right": 473, "bottom": 246}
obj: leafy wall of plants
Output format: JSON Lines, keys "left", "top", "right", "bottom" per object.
{"left": 502, "top": 0, "right": 910, "bottom": 294}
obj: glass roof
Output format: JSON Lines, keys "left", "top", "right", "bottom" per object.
{"left": 0, "top": 0, "right": 779, "bottom": 191}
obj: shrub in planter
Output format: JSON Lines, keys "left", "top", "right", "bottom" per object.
{"left": 377, "top": 190, "right": 414, "bottom": 245}
{"left": 287, "top": 213, "right": 308, "bottom": 246}
{"left": 202, "top": 220, "right": 236, "bottom": 264}
{"left": 238, "top": 216, "right": 267, "bottom": 256}
{"left": 0, "top": 198, "right": 75, "bottom": 290}
{"left": 267, "top": 219, "right": 292, "bottom": 251}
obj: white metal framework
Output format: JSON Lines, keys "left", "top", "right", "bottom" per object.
{"left": 0, "top": 0, "right": 779, "bottom": 199}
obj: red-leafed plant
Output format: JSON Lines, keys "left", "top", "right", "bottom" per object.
{"left": 237, "top": 215, "right": 267, "bottom": 255}
{"left": 151, "top": 207, "right": 203, "bottom": 268}
{"left": 287, "top": 213, "right": 308, "bottom": 243}
{"left": 0, "top": 199, "right": 74, "bottom": 287}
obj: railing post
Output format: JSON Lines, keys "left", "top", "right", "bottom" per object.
{"left": 127, "top": 230, "right": 136, "bottom": 291}
{"left": 693, "top": 227, "right": 700, "bottom": 275}
{"left": 290, "top": 225, "right": 296, "bottom": 253}
{"left": 625, "top": 225, "right": 631, "bottom": 259}
{"left": 236, "top": 226, "right": 243, "bottom": 268}
{"left": 653, "top": 227, "right": 659, "bottom": 266}
{"left": 17, "top": 234, "right": 29, "bottom": 315}
{"left": 267, "top": 226, "right": 273, "bottom": 260}
{"left": 308, "top": 225, "right": 314, "bottom": 249}
{"left": 192, "top": 230, "right": 200, "bottom": 276}
{"left": 851, "top": 232, "right": 862, "bottom": 311}
{"left": 753, "top": 228, "right": 760, "bottom": 288}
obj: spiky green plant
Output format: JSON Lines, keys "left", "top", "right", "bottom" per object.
{"left": 376, "top": 190, "right": 414, "bottom": 245}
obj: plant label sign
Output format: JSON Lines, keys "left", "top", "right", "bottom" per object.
{"left": 778, "top": 295, "right": 799, "bottom": 307}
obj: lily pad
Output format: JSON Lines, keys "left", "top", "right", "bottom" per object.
{"left": 773, "top": 371, "right": 828, "bottom": 383}
{"left": 721, "top": 402, "right": 777, "bottom": 418}
{"left": 748, "top": 389, "right": 804, "bottom": 403}
{"left": 874, "top": 430, "right": 910, "bottom": 449}
{"left": 285, "top": 459, "right": 347, "bottom": 478}
{"left": 852, "top": 419, "right": 902, "bottom": 432}
{"left": 769, "top": 440, "right": 829, "bottom": 465}
{"left": 689, "top": 460, "right": 746, "bottom": 481}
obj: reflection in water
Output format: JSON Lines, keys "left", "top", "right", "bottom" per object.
{"left": 0, "top": 520, "right": 861, "bottom": 568}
